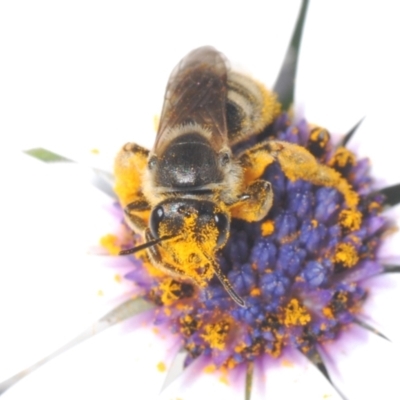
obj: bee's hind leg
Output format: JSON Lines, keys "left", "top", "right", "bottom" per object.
{"left": 236, "top": 140, "right": 359, "bottom": 216}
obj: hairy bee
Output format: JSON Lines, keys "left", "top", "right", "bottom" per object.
{"left": 115, "top": 47, "right": 357, "bottom": 307}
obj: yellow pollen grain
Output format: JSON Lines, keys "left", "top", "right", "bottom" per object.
{"left": 91, "top": 148, "right": 99, "bottom": 154}
{"left": 266, "top": 341, "right": 282, "bottom": 358}
{"left": 250, "top": 287, "right": 261, "bottom": 296}
{"left": 182, "top": 315, "right": 193, "bottom": 324}
{"left": 226, "top": 359, "right": 237, "bottom": 370}
{"left": 284, "top": 299, "right": 311, "bottom": 326}
{"left": 261, "top": 220, "right": 275, "bottom": 236}
{"left": 200, "top": 321, "right": 230, "bottom": 350}
{"left": 160, "top": 279, "right": 181, "bottom": 305}
{"left": 164, "top": 307, "right": 172, "bottom": 316}
{"left": 339, "top": 209, "right": 362, "bottom": 231}
{"left": 337, "top": 291, "right": 348, "bottom": 303}
{"left": 114, "top": 274, "right": 122, "bottom": 283}
{"left": 97, "top": 289, "right": 104, "bottom": 297}
{"left": 368, "top": 201, "right": 382, "bottom": 213}
{"left": 203, "top": 364, "right": 216, "bottom": 373}
{"left": 348, "top": 234, "right": 361, "bottom": 246}
{"left": 99, "top": 234, "right": 121, "bottom": 255}
{"left": 157, "top": 361, "right": 166, "bottom": 373}
{"left": 330, "top": 147, "right": 356, "bottom": 168}
{"left": 323, "top": 307, "right": 334, "bottom": 319}
{"left": 281, "top": 359, "right": 294, "bottom": 367}
{"left": 280, "top": 231, "right": 300, "bottom": 244}
{"left": 234, "top": 342, "right": 247, "bottom": 353}
{"left": 219, "top": 375, "right": 229, "bottom": 385}
{"left": 310, "top": 127, "right": 329, "bottom": 147}
{"left": 333, "top": 243, "right": 359, "bottom": 268}
{"left": 311, "top": 219, "right": 318, "bottom": 228}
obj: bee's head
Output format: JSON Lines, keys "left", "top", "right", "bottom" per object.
{"left": 149, "top": 198, "right": 230, "bottom": 263}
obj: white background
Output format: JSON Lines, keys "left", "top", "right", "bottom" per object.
{"left": 0, "top": 1, "right": 400, "bottom": 399}
{"left": 1, "top": 1, "right": 399, "bottom": 181}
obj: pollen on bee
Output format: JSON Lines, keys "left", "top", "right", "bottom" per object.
{"left": 259, "top": 83, "right": 281, "bottom": 129}
{"left": 114, "top": 144, "right": 148, "bottom": 207}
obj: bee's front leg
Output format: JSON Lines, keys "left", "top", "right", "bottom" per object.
{"left": 114, "top": 142, "right": 151, "bottom": 233}
{"left": 114, "top": 142, "right": 149, "bottom": 205}
{"left": 224, "top": 143, "right": 276, "bottom": 223}
{"left": 123, "top": 199, "right": 151, "bottom": 233}
{"left": 229, "top": 180, "right": 273, "bottom": 222}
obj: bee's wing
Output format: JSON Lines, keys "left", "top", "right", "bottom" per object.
{"left": 154, "top": 46, "right": 229, "bottom": 153}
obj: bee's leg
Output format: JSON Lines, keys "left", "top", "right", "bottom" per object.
{"left": 238, "top": 140, "right": 359, "bottom": 209}
{"left": 114, "top": 142, "right": 150, "bottom": 209}
{"left": 124, "top": 199, "right": 151, "bottom": 233}
{"left": 114, "top": 142, "right": 151, "bottom": 232}
{"left": 229, "top": 180, "right": 273, "bottom": 222}
{"left": 210, "top": 261, "right": 246, "bottom": 307}
{"left": 143, "top": 228, "right": 198, "bottom": 282}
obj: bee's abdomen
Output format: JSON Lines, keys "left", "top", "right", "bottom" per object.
{"left": 226, "top": 72, "right": 281, "bottom": 144}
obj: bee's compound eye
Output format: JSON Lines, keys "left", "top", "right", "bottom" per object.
{"left": 150, "top": 206, "right": 164, "bottom": 238}
{"left": 214, "top": 213, "right": 229, "bottom": 247}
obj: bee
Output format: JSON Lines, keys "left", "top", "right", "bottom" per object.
{"left": 114, "top": 47, "right": 358, "bottom": 307}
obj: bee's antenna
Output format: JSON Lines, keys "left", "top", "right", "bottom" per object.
{"left": 119, "top": 236, "right": 174, "bottom": 256}
{"left": 211, "top": 261, "right": 246, "bottom": 308}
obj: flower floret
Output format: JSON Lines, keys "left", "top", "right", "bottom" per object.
{"left": 110, "top": 112, "right": 389, "bottom": 371}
